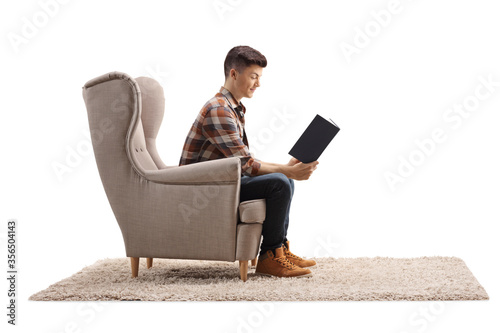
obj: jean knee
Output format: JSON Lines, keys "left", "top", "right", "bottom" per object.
{"left": 268, "top": 173, "right": 292, "bottom": 196}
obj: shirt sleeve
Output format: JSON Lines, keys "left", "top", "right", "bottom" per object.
{"left": 202, "top": 106, "right": 261, "bottom": 176}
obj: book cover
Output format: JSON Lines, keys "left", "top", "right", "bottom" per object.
{"left": 288, "top": 114, "right": 340, "bottom": 163}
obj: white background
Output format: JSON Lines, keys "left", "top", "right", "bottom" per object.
{"left": 1, "top": 0, "right": 499, "bottom": 332}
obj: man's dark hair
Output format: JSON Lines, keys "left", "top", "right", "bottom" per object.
{"left": 224, "top": 46, "right": 267, "bottom": 80}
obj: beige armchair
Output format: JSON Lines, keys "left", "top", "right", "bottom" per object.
{"left": 82, "top": 71, "right": 265, "bottom": 281}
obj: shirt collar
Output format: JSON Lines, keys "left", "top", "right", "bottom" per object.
{"left": 219, "top": 86, "right": 246, "bottom": 114}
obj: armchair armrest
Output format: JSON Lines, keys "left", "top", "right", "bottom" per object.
{"left": 143, "top": 157, "right": 241, "bottom": 184}
{"left": 239, "top": 199, "right": 266, "bottom": 224}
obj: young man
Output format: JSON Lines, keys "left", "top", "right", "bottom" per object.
{"left": 179, "top": 46, "right": 319, "bottom": 278}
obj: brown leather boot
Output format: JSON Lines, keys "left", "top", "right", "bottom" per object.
{"left": 255, "top": 246, "right": 312, "bottom": 278}
{"left": 283, "top": 241, "right": 316, "bottom": 268}
{"left": 255, "top": 247, "right": 312, "bottom": 277}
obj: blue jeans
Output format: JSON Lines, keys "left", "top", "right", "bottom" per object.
{"left": 240, "top": 173, "right": 294, "bottom": 256}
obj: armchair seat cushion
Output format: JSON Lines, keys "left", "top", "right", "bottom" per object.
{"left": 239, "top": 199, "right": 266, "bottom": 223}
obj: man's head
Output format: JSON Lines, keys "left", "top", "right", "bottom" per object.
{"left": 223, "top": 46, "right": 267, "bottom": 103}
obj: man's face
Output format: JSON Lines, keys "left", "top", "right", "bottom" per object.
{"left": 233, "top": 64, "right": 263, "bottom": 99}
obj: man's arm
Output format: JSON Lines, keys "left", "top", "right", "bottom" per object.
{"left": 257, "top": 159, "right": 319, "bottom": 180}
{"left": 202, "top": 107, "right": 319, "bottom": 180}
{"left": 202, "top": 107, "right": 261, "bottom": 176}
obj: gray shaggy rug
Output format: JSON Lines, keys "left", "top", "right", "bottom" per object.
{"left": 29, "top": 256, "right": 488, "bottom": 301}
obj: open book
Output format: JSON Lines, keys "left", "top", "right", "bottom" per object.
{"left": 288, "top": 114, "right": 340, "bottom": 163}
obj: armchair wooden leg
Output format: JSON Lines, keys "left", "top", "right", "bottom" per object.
{"left": 147, "top": 258, "right": 153, "bottom": 269}
{"left": 251, "top": 258, "right": 257, "bottom": 267}
{"left": 130, "top": 257, "right": 139, "bottom": 278}
{"left": 239, "top": 260, "right": 248, "bottom": 282}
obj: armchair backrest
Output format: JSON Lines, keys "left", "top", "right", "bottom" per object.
{"left": 83, "top": 71, "right": 140, "bottom": 183}
{"left": 82, "top": 72, "right": 167, "bottom": 177}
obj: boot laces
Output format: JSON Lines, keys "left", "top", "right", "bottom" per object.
{"left": 284, "top": 247, "right": 301, "bottom": 260}
{"left": 274, "top": 255, "right": 297, "bottom": 269}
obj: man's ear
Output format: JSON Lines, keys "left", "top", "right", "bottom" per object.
{"left": 230, "top": 68, "right": 238, "bottom": 80}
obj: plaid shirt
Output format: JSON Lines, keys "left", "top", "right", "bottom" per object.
{"left": 178, "top": 87, "right": 261, "bottom": 176}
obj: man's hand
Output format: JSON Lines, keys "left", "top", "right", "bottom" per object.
{"left": 287, "top": 157, "right": 301, "bottom": 166}
{"left": 287, "top": 160, "right": 319, "bottom": 180}
{"left": 256, "top": 159, "right": 319, "bottom": 180}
